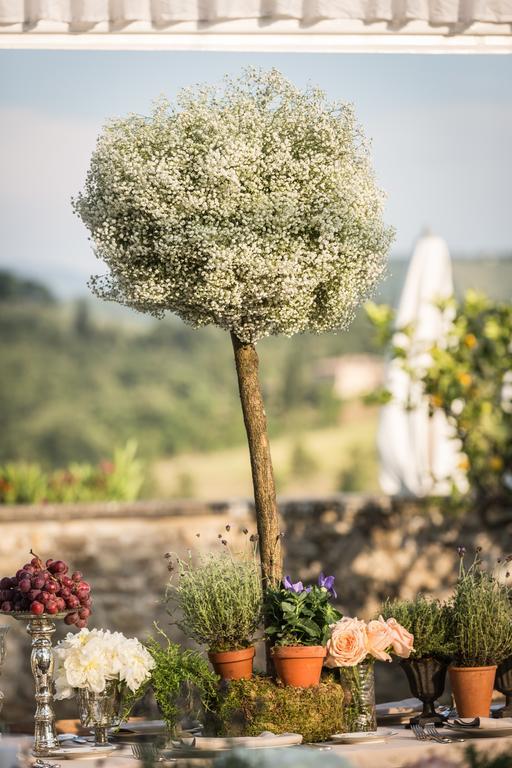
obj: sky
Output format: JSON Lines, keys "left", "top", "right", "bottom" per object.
{"left": 1, "top": 51, "right": 511, "bottom": 297}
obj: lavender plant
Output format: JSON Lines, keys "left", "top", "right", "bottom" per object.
{"left": 166, "top": 539, "right": 263, "bottom": 652}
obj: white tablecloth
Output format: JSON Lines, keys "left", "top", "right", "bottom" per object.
{"left": 2, "top": 730, "right": 512, "bottom": 768}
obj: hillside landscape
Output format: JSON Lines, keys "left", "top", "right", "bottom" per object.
{"left": 1, "top": 255, "right": 510, "bottom": 499}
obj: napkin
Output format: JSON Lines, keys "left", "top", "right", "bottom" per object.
{"left": 376, "top": 698, "right": 422, "bottom": 715}
{"left": 179, "top": 732, "right": 303, "bottom": 750}
{"left": 450, "top": 717, "right": 512, "bottom": 730}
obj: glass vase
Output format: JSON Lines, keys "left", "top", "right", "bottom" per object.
{"left": 77, "top": 680, "right": 124, "bottom": 745}
{"left": 339, "top": 660, "right": 377, "bottom": 733}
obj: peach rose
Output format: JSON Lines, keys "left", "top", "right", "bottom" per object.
{"left": 325, "top": 617, "right": 368, "bottom": 668}
{"left": 386, "top": 617, "right": 415, "bottom": 658}
{"left": 366, "top": 617, "right": 393, "bottom": 662}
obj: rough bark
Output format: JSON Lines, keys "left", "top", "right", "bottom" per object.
{"left": 231, "top": 332, "right": 283, "bottom": 587}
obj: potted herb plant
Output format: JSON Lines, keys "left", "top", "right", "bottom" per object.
{"left": 381, "top": 596, "right": 454, "bottom": 725}
{"left": 166, "top": 539, "right": 263, "bottom": 681}
{"left": 265, "top": 574, "right": 341, "bottom": 687}
{"left": 447, "top": 548, "right": 512, "bottom": 717}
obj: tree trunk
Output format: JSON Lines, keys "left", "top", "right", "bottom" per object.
{"left": 231, "top": 332, "right": 283, "bottom": 587}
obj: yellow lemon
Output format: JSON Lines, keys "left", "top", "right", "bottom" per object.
{"left": 464, "top": 333, "right": 477, "bottom": 349}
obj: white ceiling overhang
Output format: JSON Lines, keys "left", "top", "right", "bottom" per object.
{"left": 0, "top": 1, "right": 511, "bottom": 52}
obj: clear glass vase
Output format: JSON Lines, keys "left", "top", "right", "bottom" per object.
{"left": 339, "top": 660, "right": 377, "bottom": 733}
{"left": 77, "top": 680, "right": 124, "bottom": 745}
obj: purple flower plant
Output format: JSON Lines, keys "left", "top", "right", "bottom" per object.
{"left": 318, "top": 573, "right": 337, "bottom": 598}
{"left": 282, "top": 573, "right": 337, "bottom": 598}
{"left": 283, "top": 575, "right": 304, "bottom": 593}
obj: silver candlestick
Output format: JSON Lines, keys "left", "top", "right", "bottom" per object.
{"left": 0, "top": 625, "right": 8, "bottom": 720}
{"left": 0, "top": 611, "right": 90, "bottom": 757}
{"left": 26, "top": 614, "right": 60, "bottom": 756}
{"left": 3, "top": 612, "right": 65, "bottom": 756}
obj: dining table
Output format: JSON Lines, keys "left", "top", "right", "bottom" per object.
{"left": 2, "top": 722, "right": 512, "bottom": 768}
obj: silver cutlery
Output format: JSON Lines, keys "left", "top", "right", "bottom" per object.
{"left": 412, "top": 723, "right": 429, "bottom": 741}
{"left": 424, "top": 722, "right": 465, "bottom": 743}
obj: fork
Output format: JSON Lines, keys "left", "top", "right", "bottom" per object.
{"left": 411, "top": 723, "right": 429, "bottom": 741}
{"left": 423, "top": 723, "right": 465, "bottom": 744}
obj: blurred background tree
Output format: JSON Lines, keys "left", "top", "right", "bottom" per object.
{"left": 368, "top": 291, "right": 512, "bottom": 522}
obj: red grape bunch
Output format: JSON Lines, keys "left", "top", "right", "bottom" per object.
{"left": 0, "top": 551, "right": 92, "bottom": 628}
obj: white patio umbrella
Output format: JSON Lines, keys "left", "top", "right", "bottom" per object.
{"left": 378, "top": 232, "right": 464, "bottom": 497}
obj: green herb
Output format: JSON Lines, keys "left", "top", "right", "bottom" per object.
{"left": 265, "top": 583, "right": 341, "bottom": 647}
{"left": 380, "top": 595, "right": 454, "bottom": 660}
{"left": 124, "top": 626, "right": 218, "bottom": 735}
{"left": 167, "top": 544, "right": 263, "bottom": 652}
{"left": 447, "top": 552, "right": 512, "bottom": 667}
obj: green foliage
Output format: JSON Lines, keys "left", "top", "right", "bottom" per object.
{"left": 0, "top": 288, "right": 374, "bottom": 471}
{"left": 166, "top": 542, "right": 263, "bottom": 652}
{"left": 126, "top": 628, "right": 218, "bottom": 735}
{"left": 265, "top": 583, "right": 342, "bottom": 647}
{"left": 337, "top": 444, "right": 376, "bottom": 492}
{"left": 0, "top": 270, "right": 55, "bottom": 304}
{"left": 366, "top": 291, "right": 512, "bottom": 508}
{"left": 0, "top": 441, "right": 143, "bottom": 504}
{"left": 289, "top": 440, "right": 318, "bottom": 479}
{"left": 209, "top": 675, "right": 344, "bottom": 744}
{"left": 447, "top": 552, "right": 512, "bottom": 667}
{"left": 380, "top": 595, "right": 454, "bottom": 660}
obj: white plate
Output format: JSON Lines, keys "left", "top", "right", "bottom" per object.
{"left": 330, "top": 729, "right": 398, "bottom": 744}
{"left": 40, "top": 744, "right": 117, "bottom": 759}
{"left": 446, "top": 725, "right": 512, "bottom": 739}
{"left": 165, "top": 733, "right": 303, "bottom": 754}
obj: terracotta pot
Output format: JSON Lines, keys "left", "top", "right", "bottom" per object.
{"left": 208, "top": 646, "right": 255, "bottom": 681}
{"left": 449, "top": 665, "right": 497, "bottom": 717}
{"left": 272, "top": 645, "right": 326, "bottom": 688}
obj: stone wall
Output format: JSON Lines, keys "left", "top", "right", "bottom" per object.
{"left": 0, "top": 495, "right": 509, "bottom": 724}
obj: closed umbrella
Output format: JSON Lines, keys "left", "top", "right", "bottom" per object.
{"left": 378, "top": 232, "right": 464, "bottom": 496}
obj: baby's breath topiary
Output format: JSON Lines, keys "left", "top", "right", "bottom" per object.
{"left": 74, "top": 68, "right": 392, "bottom": 598}
{"left": 74, "top": 69, "right": 392, "bottom": 344}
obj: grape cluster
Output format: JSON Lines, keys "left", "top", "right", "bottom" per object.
{"left": 0, "top": 551, "right": 92, "bottom": 628}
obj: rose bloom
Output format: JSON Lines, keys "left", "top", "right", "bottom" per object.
{"left": 366, "top": 617, "right": 394, "bottom": 662}
{"left": 325, "top": 617, "right": 368, "bottom": 668}
{"left": 386, "top": 617, "right": 415, "bottom": 658}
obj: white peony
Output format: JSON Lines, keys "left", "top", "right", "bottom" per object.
{"left": 54, "top": 628, "right": 155, "bottom": 700}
